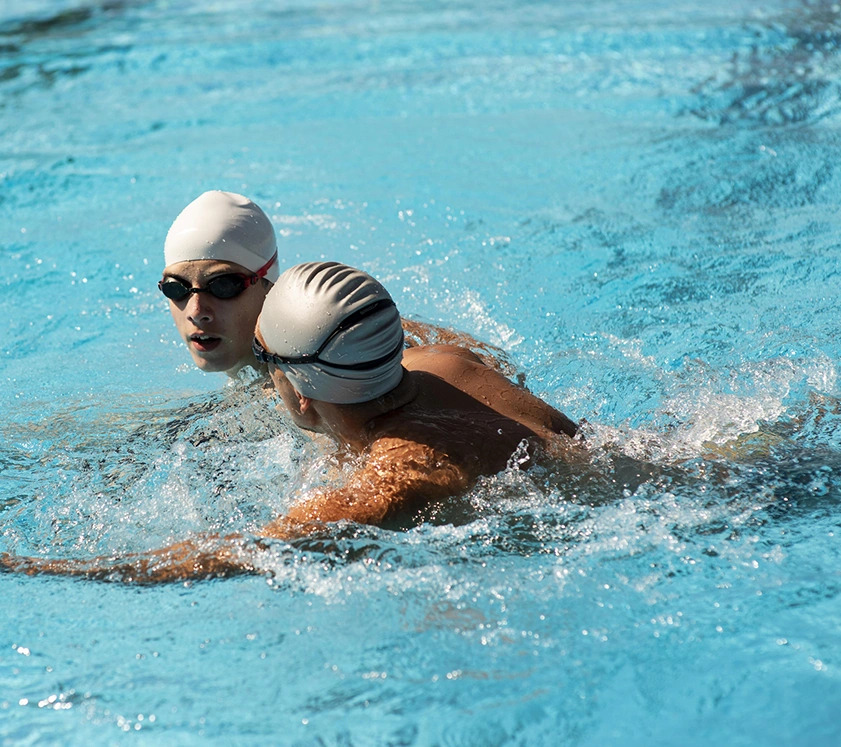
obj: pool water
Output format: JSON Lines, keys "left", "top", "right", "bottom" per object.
{"left": 2, "top": 0, "right": 841, "bottom": 743}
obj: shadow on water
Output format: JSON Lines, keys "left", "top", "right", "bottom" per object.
{"left": 0, "top": 1, "right": 142, "bottom": 38}
{"left": 645, "top": 3, "right": 841, "bottom": 243}
{"left": 0, "top": 1, "right": 157, "bottom": 104}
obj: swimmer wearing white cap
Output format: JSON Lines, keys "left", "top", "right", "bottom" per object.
{"left": 1, "top": 262, "right": 581, "bottom": 582}
{"left": 249, "top": 261, "right": 580, "bottom": 538}
{"left": 159, "top": 190, "right": 279, "bottom": 376}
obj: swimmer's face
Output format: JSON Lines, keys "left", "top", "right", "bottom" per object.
{"left": 162, "top": 259, "right": 270, "bottom": 375}
{"left": 256, "top": 327, "right": 324, "bottom": 433}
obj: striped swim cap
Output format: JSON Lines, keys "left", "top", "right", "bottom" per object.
{"left": 257, "top": 262, "right": 405, "bottom": 404}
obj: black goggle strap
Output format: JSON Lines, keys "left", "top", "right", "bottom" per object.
{"left": 253, "top": 299, "right": 401, "bottom": 371}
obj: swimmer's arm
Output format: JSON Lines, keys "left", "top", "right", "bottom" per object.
{"left": 0, "top": 458, "right": 416, "bottom": 581}
{"left": 258, "top": 480, "right": 401, "bottom": 540}
{"left": 0, "top": 535, "right": 267, "bottom": 584}
{"left": 0, "top": 447, "right": 467, "bottom": 582}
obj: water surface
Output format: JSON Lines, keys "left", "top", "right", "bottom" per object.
{"left": 2, "top": 0, "right": 841, "bottom": 744}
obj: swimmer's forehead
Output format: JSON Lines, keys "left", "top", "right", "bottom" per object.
{"left": 162, "top": 258, "right": 253, "bottom": 279}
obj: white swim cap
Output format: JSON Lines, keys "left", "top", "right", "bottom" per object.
{"left": 257, "top": 262, "right": 405, "bottom": 404}
{"left": 164, "top": 190, "right": 279, "bottom": 282}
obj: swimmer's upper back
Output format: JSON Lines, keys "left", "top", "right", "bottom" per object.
{"left": 402, "top": 345, "right": 577, "bottom": 439}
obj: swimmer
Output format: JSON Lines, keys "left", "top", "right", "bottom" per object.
{"left": 1, "top": 263, "right": 579, "bottom": 583}
{"left": 160, "top": 191, "right": 518, "bottom": 379}
{"left": 160, "top": 190, "right": 280, "bottom": 376}
{"left": 253, "top": 261, "right": 579, "bottom": 537}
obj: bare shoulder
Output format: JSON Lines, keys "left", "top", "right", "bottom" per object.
{"left": 403, "top": 344, "right": 485, "bottom": 371}
{"left": 403, "top": 344, "right": 579, "bottom": 440}
{"left": 401, "top": 322, "right": 522, "bottom": 379}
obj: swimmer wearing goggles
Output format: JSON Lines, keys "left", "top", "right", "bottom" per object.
{"left": 160, "top": 192, "right": 517, "bottom": 381}
{"left": 160, "top": 190, "right": 280, "bottom": 376}
{"left": 0, "top": 262, "right": 580, "bottom": 582}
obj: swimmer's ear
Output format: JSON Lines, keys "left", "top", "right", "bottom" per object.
{"left": 296, "top": 390, "right": 312, "bottom": 414}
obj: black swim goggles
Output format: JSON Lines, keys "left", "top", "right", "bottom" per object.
{"left": 253, "top": 298, "right": 402, "bottom": 371}
{"left": 158, "top": 253, "right": 277, "bottom": 302}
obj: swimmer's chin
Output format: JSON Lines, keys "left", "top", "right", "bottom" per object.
{"left": 188, "top": 349, "right": 243, "bottom": 375}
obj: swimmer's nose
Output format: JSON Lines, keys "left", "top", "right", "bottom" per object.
{"left": 186, "top": 291, "right": 214, "bottom": 323}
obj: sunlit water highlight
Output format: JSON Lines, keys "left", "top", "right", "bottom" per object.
{"left": 2, "top": 0, "right": 841, "bottom": 744}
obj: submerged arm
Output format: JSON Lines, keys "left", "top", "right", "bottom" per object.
{"left": 0, "top": 535, "right": 265, "bottom": 584}
{"left": 1, "top": 444, "right": 468, "bottom": 583}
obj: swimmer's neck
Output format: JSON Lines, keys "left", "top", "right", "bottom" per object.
{"left": 368, "top": 369, "right": 419, "bottom": 419}
{"left": 313, "top": 370, "right": 419, "bottom": 452}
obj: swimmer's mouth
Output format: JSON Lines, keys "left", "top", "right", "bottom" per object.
{"left": 190, "top": 334, "right": 222, "bottom": 351}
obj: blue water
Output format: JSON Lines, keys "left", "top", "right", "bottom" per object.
{"left": 2, "top": 0, "right": 841, "bottom": 743}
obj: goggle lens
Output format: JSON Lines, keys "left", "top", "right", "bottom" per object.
{"left": 204, "top": 274, "right": 248, "bottom": 298}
